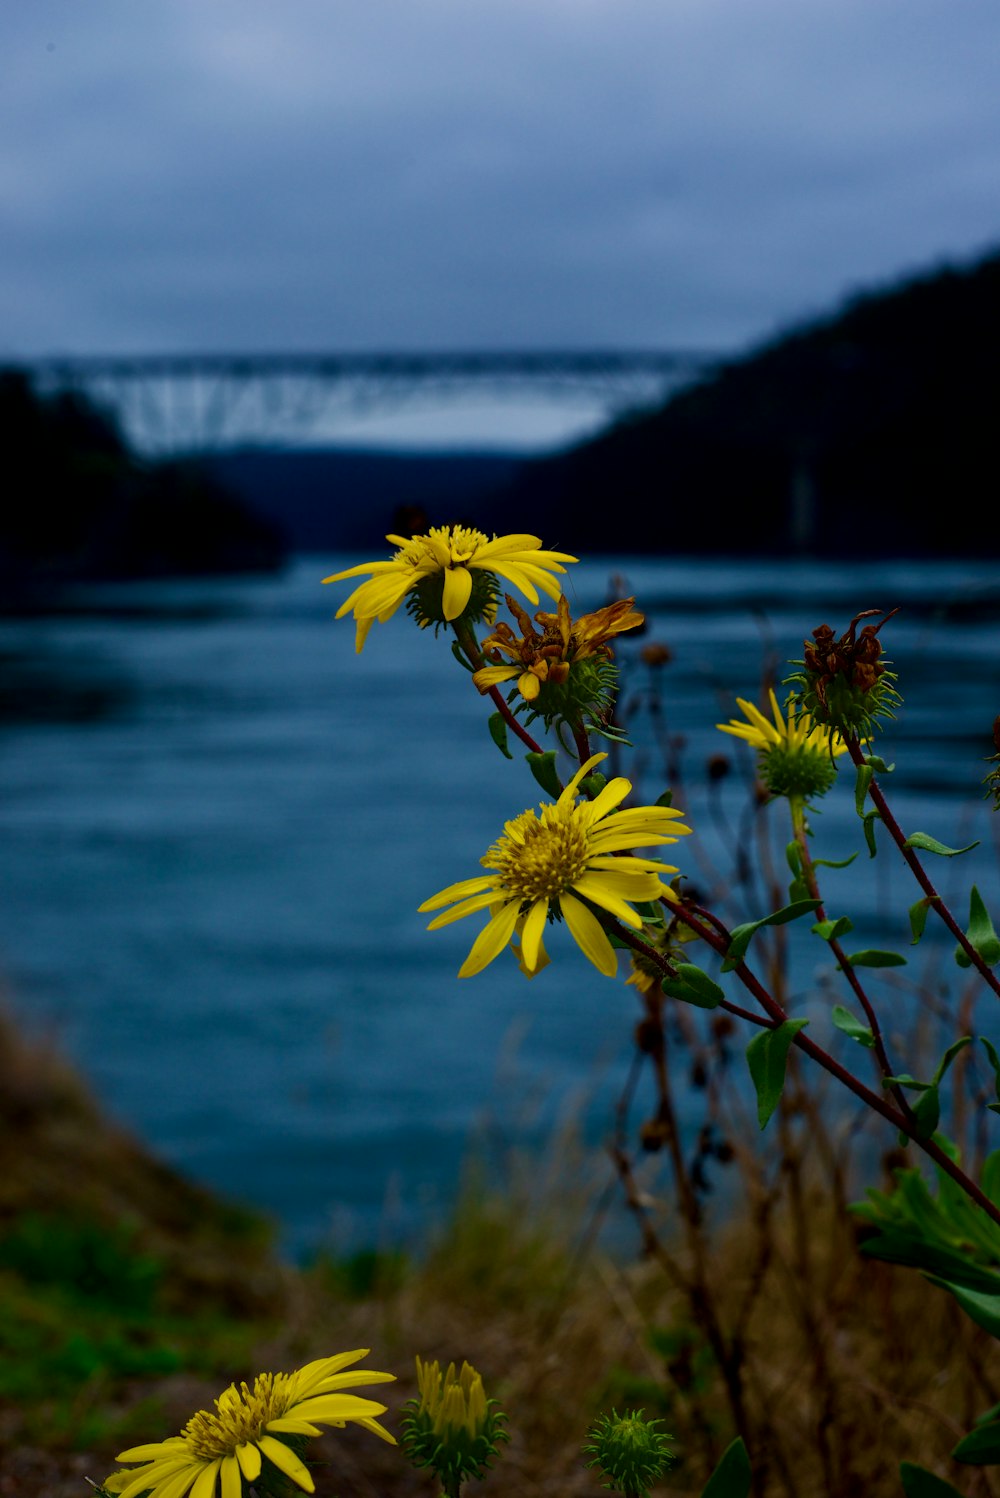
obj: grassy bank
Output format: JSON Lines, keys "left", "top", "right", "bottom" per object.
{"left": 1, "top": 1005, "right": 996, "bottom": 1497}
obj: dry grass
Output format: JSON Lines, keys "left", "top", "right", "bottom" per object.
{"left": 2, "top": 1003, "right": 999, "bottom": 1497}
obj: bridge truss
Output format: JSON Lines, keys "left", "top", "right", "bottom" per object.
{"left": 20, "top": 349, "right": 720, "bottom": 454}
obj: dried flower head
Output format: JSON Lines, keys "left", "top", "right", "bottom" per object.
{"left": 473, "top": 593, "right": 642, "bottom": 736}
{"left": 786, "top": 607, "right": 902, "bottom": 743}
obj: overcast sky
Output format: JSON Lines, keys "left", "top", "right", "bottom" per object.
{"left": 4, "top": 1, "right": 999, "bottom": 446}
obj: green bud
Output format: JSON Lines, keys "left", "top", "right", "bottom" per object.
{"left": 584, "top": 1408, "right": 676, "bottom": 1498}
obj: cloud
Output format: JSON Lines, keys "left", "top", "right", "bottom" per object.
{"left": 2, "top": 0, "right": 999, "bottom": 368}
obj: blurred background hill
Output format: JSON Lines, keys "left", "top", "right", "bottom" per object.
{"left": 0, "top": 370, "right": 285, "bottom": 599}
{"left": 8, "top": 245, "right": 1000, "bottom": 576}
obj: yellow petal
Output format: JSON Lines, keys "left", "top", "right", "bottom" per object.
{"left": 151, "top": 1467, "right": 204, "bottom": 1498}
{"left": 351, "top": 1415, "right": 398, "bottom": 1444}
{"left": 557, "top": 752, "right": 609, "bottom": 812}
{"left": 235, "top": 1443, "right": 262, "bottom": 1481}
{"left": 571, "top": 871, "right": 645, "bottom": 927}
{"left": 419, "top": 875, "right": 496, "bottom": 913}
{"left": 287, "top": 1352, "right": 371, "bottom": 1398}
{"left": 354, "top": 615, "right": 376, "bottom": 653}
{"left": 220, "top": 1455, "right": 243, "bottom": 1498}
{"left": 426, "top": 891, "right": 500, "bottom": 929}
{"left": 258, "top": 1435, "right": 315, "bottom": 1493}
{"left": 117, "top": 1444, "right": 185, "bottom": 1463}
{"left": 579, "top": 776, "right": 632, "bottom": 823}
{"left": 117, "top": 1467, "right": 191, "bottom": 1498}
{"left": 473, "top": 533, "right": 545, "bottom": 555}
{"left": 518, "top": 670, "right": 541, "bottom": 701}
{"left": 457, "top": 899, "right": 521, "bottom": 977}
{"left": 321, "top": 560, "right": 400, "bottom": 583}
{"left": 559, "top": 892, "right": 617, "bottom": 976}
{"left": 441, "top": 565, "right": 474, "bottom": 620}
{"left": 283, "top": 1394, "right": 387, "bottom": 1423}
{"left": 518, "top": 899, "right": 549, "bottom": 972}
{"left": 471, "top": 665, "right": 518, "bottom": 693}
{"left": 190, "top": 1462, "right": 223, "bottom": 1498}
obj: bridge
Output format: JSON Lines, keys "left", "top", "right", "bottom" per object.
{"left": 20, "top": 348, "right": 722, "bottom": 453}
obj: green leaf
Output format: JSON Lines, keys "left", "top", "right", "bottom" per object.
{"left": 955, "top": 886, "right": 1000, "bottom": 970}
{"left": 981, "top": 1147, "right": 1000, "bottom": 1205}
{"left": 786, "top": 840, "right": 802, "bottom": 876}
{"left": 721, "top": 900, "right": 821, "bottom": 972}
{"left": 487, "top": 711, "right": 513, "bottom": 759}
{"left": 812, "top": 915, "right": 853, "bottom": 941}
{"left": 700, "top": 1436, "right": 752, "bottom": 1498}
{"left": 975, "top": 1399, "right": 1000, "bottom": 1428}
{"left": 813, "top": 852, "right": 860, "bottom": 870}
{"left": 909, "top": 897, "right": 936, "bottom": 944}
{"left": 911, "top": 1085, "right": 941, "bottom": 1140}
{"left": 931, "top": 1036, "right": 973, "bottom": 1087}
{"left": 450, "top": 640, "right": 475, "bottom": 672}
{"left": 655, "top": 790, "right": 673, "bottom": 808}
{"left": 982, "top": 1041, "right": 1000, "bottom": 1110}
{"left": 863, "top": 810, "right": 880, "bottom": 857}
{"left": 842, "top": 949, "right": 907, "bottom": 968}
{"left": 904, "top": 832, "right": 980, "bottom": 858}
{"left": 661, "top": 963, "right": 724, "bottom": 1010}
{"left": 953, "top": 1418, "right": 1000, "bottom": 1464}
{"left": 831, "top": 1005, "right": 875, "bottom": 1048}
{"left": 863, "top": 753, "right": 895, "bottom": 774}
{"left": 855, "top": 761, "right": 873, "bottom": 816}
{"left": 525, "top": 750, "right": 562, "bottom": 798}
{"left": 900, "top": 1461, "right": 968, "bottom": 1496}
{"left": 580, "top": 773, "right": 607, "bottom": 798}
{"left": 746, "top": 1019, "right": 809, "bottom": 1129}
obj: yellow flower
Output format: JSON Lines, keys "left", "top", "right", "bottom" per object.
{"left": 322, "top": 525, "right": 577, "bottom": 652}
{"left": 104, "top": 1351, "right": 395, "bottom": 1498}
{"left": 717, "top": 689, "right": 847, "bottom": 799}
{"left": 418, "top": 753, "right": 691, "bottom": 979}
{"left": 472, "top": 593, "right": 642, "bottom": 704}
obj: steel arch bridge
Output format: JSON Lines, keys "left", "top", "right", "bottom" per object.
{"left": 17, "top": 348, "right": 721, "bottom": 453}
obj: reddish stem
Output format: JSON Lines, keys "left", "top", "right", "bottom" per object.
{"left": 664, "top": 902, "right": 1000, "bottom": 1230}
{"left": 452, "top": 621, "right": 545, "bottom": 756}
{"left": 846, "top": 736, "right": 1000, "bottom": 1002}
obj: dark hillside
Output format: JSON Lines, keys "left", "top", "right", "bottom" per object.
{"left": 0, "top": 371, "right": 286, "bottom": 602}
{"left": 489, "top": 248, "right": 1000, "bottom": 556}
{"left": 204, "top": 446, "right": 526, "bottom": 551}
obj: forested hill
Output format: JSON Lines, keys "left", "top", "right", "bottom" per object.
{"left": 484, "top": 249, "right": 1000, "bottom": 557}
{"left": 0, "top": 370, "right": 286, "bottom": 599}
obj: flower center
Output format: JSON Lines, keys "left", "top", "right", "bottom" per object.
{"left": 183, "top": 1374, "right": 290, "bottom": 1460}
{"left": 396, "top": 525, "right": 489, "bottom": 571}
{"left": 483, "top": 806, "right": 590, "bottom": 903}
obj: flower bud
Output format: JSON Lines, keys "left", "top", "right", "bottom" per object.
{"left": 584, "top": 1408, "right": 675, "bottom": 1497}
{"left": 401, "top": 1357, "right": 509, "bottom": 1490}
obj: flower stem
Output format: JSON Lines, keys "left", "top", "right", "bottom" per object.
{"left": 668, "top": 902, "right": 1000, "bottom": 1230}
{"left": 845, "top": 736, "right": 1000, "bottom": 1002}
{"left": 787, "top": 795, "right": 912, "bottom": 1122}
